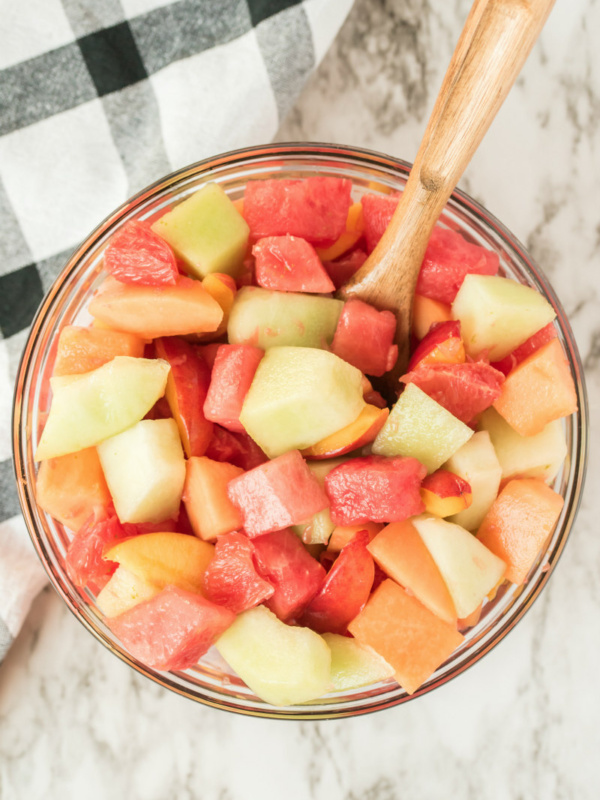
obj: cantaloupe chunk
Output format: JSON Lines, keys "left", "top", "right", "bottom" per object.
{"left": 183, "top": 456, "right": 244, "bottom": 541}
{"left": 88, "top": 276, "right": 223, "bottom": 338}
{"left": 477, "top": 478, "right": 564, "bottom": 584}
{"left": 348, "top": 579, "right": 464, "bottom": 695}
{"left": 412, "top": 294, "right": 452, "bottom": 341}
{"left": 52, "top": 326, "right": 145, "bottom": 376}
{"left": 492, "top": 339, "right": 577, "bottom": 436}
{"left": 367, "top": 521, "right": 457, "bottom": 625}
{"left": 36, "top": 447, "right": 111, "bottom": 531}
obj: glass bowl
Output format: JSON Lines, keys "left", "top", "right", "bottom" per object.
{"left": 12, "top": 143, "right": 588, "bottom": 719}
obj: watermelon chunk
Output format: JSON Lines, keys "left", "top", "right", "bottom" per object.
{"left": 104, "top": 220, "right": 179, "bottom": 286}
{"left": 401, "top": 361, "right": 505, "bottom": 425}
{"left": 243, "top": 178, "right": 352, "bottom": 246}
{"left": 251, "top": 528, "right": 326, "bottom": 621}
{"left": 360, "top": 194, "right": 399, "bottom": 253}
{"left": 416, "top": 228, "right": 499, "bottom": 304}
{"left": 301, "top": 530, "right": 375, "bottom": 634}
{"left": 203, "top": 344, "right": 264, "bottom": 433}
{"left": 324, "top": 456, "right": 427, "bottom": 526}
{"left": 252, "top": 235, "right": 335, "bottom": 293}
{"left": 65, "top": 511, "right": 133, "bottom": 594}
{"left": 331, "top": 299, "right": 398, "bottom": 377}
{"left": 203, "top": 532, "right": 274, "bottom": 613}
{"left": 227, "top": 450, "right": 329, "bottom": 537}
{"left": 107, "top": 585, "right": 235, "bottom": 671}
{"left": 322, "top": 248, "right": 367, "bottom": 290}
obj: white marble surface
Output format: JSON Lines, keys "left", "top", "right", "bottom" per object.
{"left": 2, "top": 1, "right": 600, "bottom": 798}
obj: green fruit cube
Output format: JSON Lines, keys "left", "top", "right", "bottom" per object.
{"left": 322, "top": 633, "right": 395, "bottom": 692}
{"left": 444, "top": 431, "right": 502, "bottom": 531}
{"left": 152, "top": 183, "right": 249, "bottom": 279}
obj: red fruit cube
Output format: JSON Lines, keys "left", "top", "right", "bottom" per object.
{"left": 107, "top": 586, "right": 235, "bottom": 671}
{"left": 243, "top": 178, "right": 352, "bottom": 246}
{"left": 203, "top": 532, "right": 274, "bottom": 614}
{"left": 360, "top": 194, "right": 399, "bottom": 253}
{"left": 252, "top": 529, "right": 326, "bottom": 621}
{"left": 407, "top": 320, "right": 464, "bottom": 371}
{"left": 325, "top": 456, "right": 427, "bottom": 526}
{"left": 65, "top": 511, "right": 132, "bottom": 594}
{"left": 331, "top": 299, "right": 398, "bottom": 377}
{"left": 322, "top": 248, "right": 367, "bottom": 290}
{"left": 104, "top": 220, "right": 178, "bottom": 286}
{"left": 253, "top": 235, "right": 335, "bottom": 293}
{"left": 203, "top": 344, "right": 264, "bottom": 433}
{"left": 301, "top": 530, "right": 375, "bottom": 634}
{"left": 227, "top": 450, "right": 329, "bottom": 537}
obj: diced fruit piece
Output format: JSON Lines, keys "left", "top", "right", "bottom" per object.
{"left": 104, "top": 531, "right": 215, "bottom": 595}
{"left": 479, "top": 407, "right": 567, "bottom": 482}
{"left": 65, "top": 512, "right": 129, "bottom": 594}
{"left": 96, "top": 566, "right": 162, "bottom": 618}
{"left": 412, "top": 515, "right": 506, "bottom": 618}
{"left": 216, "top": 605, "right": 331, "bottom": 706}
{"left": 301, "top": 530, "right": 374, "bottom": 634}
{"left": 331, "top": 299, "right": 398, "bottom": 377}
{"left": 240, "top": 347, "right": 365, "bottom": 458}
{"left": 97, "top": 419, "right": 185, "bottom": 524}
{"left": 372, "top": 383, "right": 473, "bottom": 473}
{"left": 35, "top": 356, "right": 170, "bottom": 460}
{"left": 203, "top": 344, "right": 263, "bottom": 433}
{"left": 407, "top": 320, "right": 465, "bottom": 371}
{"left": 348, "top": 579, "right": 464, "bottom": 695}
{"left": 367, "top": 520, "right": 457, "bottom": 625}
{"left": 108, "top": 585, "right": 235, "bottom": 671}
{"left": 451, "top": 274, "right": 556, "bottom": 361}
{"left": 200, "top": 273, "right": 237, "bottom": 339}
{"left": 301, "top": 405, "right": 388, "bottom": 460}
{"left": 491, "top": 322, "right": 557, "bottom": 376}
{"left": 323, "top": 633, "right": 395, "bottom": 692}
{"left": 205, "top": 424, "right": 268, "bottom": 471}
{"left": 492, "top": 339, "right": 577, "bottom": 436}
{"left": 412, "top": 294, "right": 452, "bottom": 341}
{"left": 401, "top": 361, "right": 505, "bottom": 425}
{"left": 252, "top": 528, "right": 326, "bottom": 621}
{"left": 104, "top": 220, "right": 178, "bottom": 286}
{"left": 36, "top": 447, "right": 111, "bottom": 532}
{"left": 195, "top": 342, "right": 221, "bottom": 370}
{"left": 52, "top": 326, "right": 145, "bottom": 377}
{"left": 227, "top": 286, "right": 343, "bottom": 350}
{"left": 151, "top": 183, "right": 249, "bottom": 279}
{"left": 323, "top": 248, "right": 367, "bottom": 290}
{"left": 227, "top": 450, "right": 329, "bottom": 537}
{"left": 183, "top": 457, "right": 244, "bottom": 541}
{"left": 324, "top": 455, "right": 426, "bottom": 526}
{"left": 416, "top": 228, "right": 499, "bottom": 304}
{"left": 243, "top": 177, "right": 352, "bottom": 246}
{"left": 477, "top": 478, "right": 564, "bottom": 584}
{"left": 360, "top": 193, "right": 398, "bottom": 253}
{"left": 253, "top": 235, "right": 335, "bottom": 293}
{"left": 316, "top": 201, "right": 365, "bottom": 261}
{"left": 420, "top": 469, "right": 472, "bottom": 518}
{"left": 88, "top": 275, "right": 223, "bottom": 338}
{"left": 328, "top": 522, "right": 383, "bottom": 553}
{"left": 155, "top": 337, "right": 213, "bottom": 457}
{"left": 443, "top": 430, "right": 502, "bottom": 531}
{"left": 203, "top": 532, "right": 274, "bottom": 613}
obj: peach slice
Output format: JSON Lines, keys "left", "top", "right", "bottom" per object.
{"left": 301, "top": 404, "right": 389, "bottom": 460}
{"left": 328, "top": 522, "right": 383, "bottom": 553}
{"left": 315, "top": 202, "right": 365, "bottom": 261}
{"left": 420, "top": 469, "right": 473, "bottom": 518}
{"left": 199, "top": 273, "right": 237, "bottom": 339}
{"left": 412, "top": 294, "right": 452, "bottom": 341}
{"left": 408, "top": 320, "right": 465, "bottom": 371}
{"left": 183, "top": 456, "right": 244, "bottom": 542}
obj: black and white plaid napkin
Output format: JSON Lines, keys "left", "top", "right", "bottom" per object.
{"left": 0, "top": 0, "right": 353, "bottom": 660}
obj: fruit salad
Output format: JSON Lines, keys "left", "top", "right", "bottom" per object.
{"left": 34, "top": 176, "right": 578, "bottom": 706}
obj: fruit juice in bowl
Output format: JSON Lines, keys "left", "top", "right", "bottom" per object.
{"left": 12, "top": 143, "right": 588, "bottom": 720}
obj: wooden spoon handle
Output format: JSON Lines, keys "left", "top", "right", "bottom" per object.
{"left": 341, "top": 0, "right": 555, "bottom": 374}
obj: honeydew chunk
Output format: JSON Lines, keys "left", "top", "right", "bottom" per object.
{"left": 228, "top": 286, "right": 343, "bottom": 350}
{"left": 479, "top": 407, "right": 567, "bottom": 483}
{"left": 322, "top": 633, "right": 395, "bottom": 692}
{"left": 412, "top": 515, "right": 506, "bottom": 618}
{"left": 452, "top": 274, "right": 556, "bottom": 361}
{"left": 216, "top": 605, "right": 331, "bottom": 706}
{"left": 151, "top": 183, "right": 249, "bottom": 279}
{"left": 35, "top": 357, "right": 170, "bottom": 461}
{"left": 240, "top": 347, "right": 365, "bottom": 459}
{"left": 372, "top": 383, "right": 473, "bottom": 473}
{"left": 97, "top": 418, "right": 185, "bottom": 524}
{"left": 96, "top": 566, "right": 161, "bottom": 618}
{"left": 444, "top": 431, "right": 502, "bottom": 531}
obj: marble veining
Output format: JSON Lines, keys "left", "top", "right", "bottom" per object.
{"left": 2, "top": 1, "right": 600, "bottom": 798}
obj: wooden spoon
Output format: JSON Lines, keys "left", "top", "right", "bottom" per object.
{"left": 338, "top": 0, "right": 556, "bottom": 398}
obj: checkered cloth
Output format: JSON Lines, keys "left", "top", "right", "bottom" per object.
{"left": 0, "top": 0, "right": 353, "bottom": 660}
